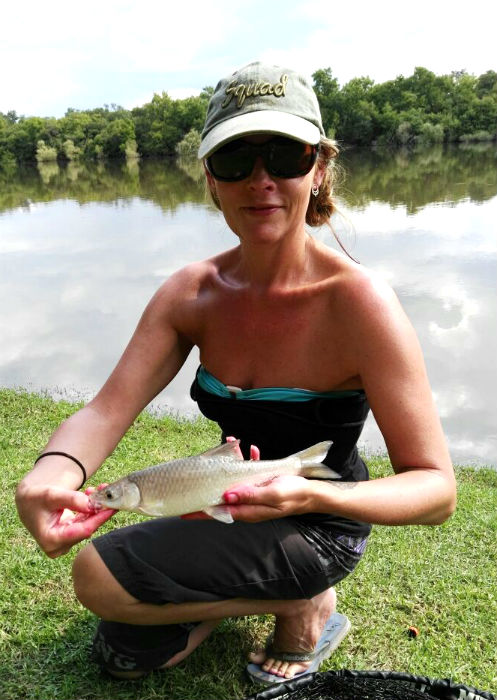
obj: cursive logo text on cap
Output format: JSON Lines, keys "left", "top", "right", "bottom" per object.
{"left": 222, "top": 74, "right": 289, "bottom": 109}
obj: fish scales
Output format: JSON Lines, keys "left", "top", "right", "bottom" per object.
{"left": 129, "top": 454, "right": 303, "bottom": 516}
{"left": 89, "top": 440, "right": 339, "bottom": 523}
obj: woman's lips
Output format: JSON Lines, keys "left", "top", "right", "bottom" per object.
{"left": 242, "top": 205, "right": 282, "bottom": 216}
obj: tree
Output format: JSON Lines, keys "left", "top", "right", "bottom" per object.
{"left": 176, "top": 128, "right": 201, "bottom": 156}
{"left": 312, "top": 68, "right": 341, "bottom": 137}
{"left": 336, "top": 77, "right": 378, "bottom": 145}
{"left": 7, "top": 117, "right": 45, "bottom": 161}
{"left": 59, "top": 110, "right": 93, "bottom": 155}
{"left": 96, "top": 117, "right": 136, "bottom": 159}
{"left": 132, "top": 92, "right": 208, "bottom": 156}
{"left": 1, "top": 66, "right": 495, "bottom": 162}
{"left": 476, "top": 70, "right": 497, "bottom": 98}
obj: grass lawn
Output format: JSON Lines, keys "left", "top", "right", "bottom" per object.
{"left": 1, "top": 389, "right": 496, "bottom": 700}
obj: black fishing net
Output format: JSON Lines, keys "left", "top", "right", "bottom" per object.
{"left": 243, "top": 670, "right": 497, "bottom": 700}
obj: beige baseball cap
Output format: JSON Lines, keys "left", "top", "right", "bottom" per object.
{"left": 198, "top": 61, "right": 325, "bottom": 159}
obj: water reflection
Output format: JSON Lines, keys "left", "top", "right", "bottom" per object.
{"left": 339, "top": 143, "right": 497, "bottom": 212}
{"left": 0, "top": 145, "right": 495, "bottom": 468}
{"left": 1, "top": 142, "right": 496, "bottom": 217}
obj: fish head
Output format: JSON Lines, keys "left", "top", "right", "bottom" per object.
{"left": 89, "top": 479, "right": 141, "bottom": 512}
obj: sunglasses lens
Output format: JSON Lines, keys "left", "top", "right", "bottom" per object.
{"left": 207, "top": 141, "right": 254, "bottom": 182}
{"left": 207, "top": 137, "right": 318, "bottom": 182}
{"left": 267, "top": 138, "right": 317, "bottom": 178}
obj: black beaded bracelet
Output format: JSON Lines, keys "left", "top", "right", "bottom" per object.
{"left": 34, "top": 451, "right": 87, "bottom": 490}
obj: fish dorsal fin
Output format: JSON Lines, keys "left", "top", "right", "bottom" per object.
{"left": 200, "top": 440, "right": 243, "bottom": 460}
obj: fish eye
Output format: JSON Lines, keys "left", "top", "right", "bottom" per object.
{"left": 105, "top": 491, "right": 114, "bottom": 500}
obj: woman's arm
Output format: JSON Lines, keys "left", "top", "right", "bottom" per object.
{"left": 16, "top": 268, "right": 197, "bottom": 556}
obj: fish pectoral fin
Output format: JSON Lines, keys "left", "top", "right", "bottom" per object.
{"left": 203, "top": 505, "right": 234, "bottom": 524}
{"left": 302, "top": 465, "right": 341, "bottom": 480}
{"left": 293, "top": 441, "right": 341, "bottom": 479}
{"left": 136, "top": 505, "right": 164, "bottom": 517}
{"left": 200, "top": 440, "right": 243, "bottom": 460}
{"left": 292, "top": 441, "right": 333, "bottom": 466}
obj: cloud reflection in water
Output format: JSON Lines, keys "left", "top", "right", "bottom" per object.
{"left": 0, "top": 153, "right": 495, "bottom": 468}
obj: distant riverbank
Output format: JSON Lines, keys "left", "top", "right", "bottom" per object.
{"left": 1, "top": 66, "right": 496, "bottom": 171}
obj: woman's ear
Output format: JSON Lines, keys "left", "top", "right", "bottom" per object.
{"left": 313, "top": 162, "right": 326, "bottom": 188}
{"left": 204, "top": 163, "right": 215, "bottom": 189}
{"left": 205, "top": 164, "right": 219, "bottom": 198}
{"left": 204, "top": 164, "right": 222, "bottom": 210}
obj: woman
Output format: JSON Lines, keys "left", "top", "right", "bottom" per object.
{"left": 15, "top": 61, "right": 456, "bottom": 685}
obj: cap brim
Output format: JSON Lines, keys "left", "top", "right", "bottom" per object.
{"left": 198, "top": 110, "right": 321, "bottom": 159}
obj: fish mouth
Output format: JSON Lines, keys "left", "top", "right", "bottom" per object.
{"left": 87, "top": 493, "right": 103, "bottom": 511}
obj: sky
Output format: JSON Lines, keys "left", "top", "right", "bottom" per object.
{"left": 2, "top": 0, "right": 495, "bottom": 118}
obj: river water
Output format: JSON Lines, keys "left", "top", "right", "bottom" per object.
{"left": 1, "top": 144, "right": 496, "bottom": 467}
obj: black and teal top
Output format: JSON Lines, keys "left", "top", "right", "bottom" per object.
{"left": 190, "top": 366, "right": 372, "bottom": 537}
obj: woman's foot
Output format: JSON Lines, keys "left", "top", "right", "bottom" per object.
{"left": 249, "top": 588, "right": 337, "bottom": 681}
{"left": 161, "top": 619, "right": 221, "bottom": 668}
{"left": 107, "top": 619, "right": 221, "bottom": 679}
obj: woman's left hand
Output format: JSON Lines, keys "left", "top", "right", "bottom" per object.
{"left": 221, "top": 474, "right": 311, "bottom": 522}
{"left": 182, "top": 436, "right": 310, "bottom": 522}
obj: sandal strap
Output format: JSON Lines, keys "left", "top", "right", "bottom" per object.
{"left": 265, "top": 642, "right": 317, "bottom": 663}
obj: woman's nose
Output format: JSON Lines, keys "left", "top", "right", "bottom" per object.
{"left": 248, "top": 156, "right": 274, "bottom": 187}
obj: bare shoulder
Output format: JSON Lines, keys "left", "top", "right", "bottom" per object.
{"left": 139, "top": 248, "right": 240, "bottom": 342}
{"left": 321, "top": 250, "right": 402, "bottom": 324}
{"left": 147, "top": 248, "right": 237, "bottom": 309}
{"left": 320, "top": 251, "right": 420, "bottom": 371}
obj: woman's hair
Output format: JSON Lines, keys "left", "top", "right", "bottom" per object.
{"left": 306, "top": 136, "right": 340, "bottom": 227}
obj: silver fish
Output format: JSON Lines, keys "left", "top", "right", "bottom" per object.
{"left": 89, "top": 440, "right": 339, "bottom": 524}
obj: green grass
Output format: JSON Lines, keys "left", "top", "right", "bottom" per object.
{"left": 1, "top": 388, "right": 496, "bottom": 699}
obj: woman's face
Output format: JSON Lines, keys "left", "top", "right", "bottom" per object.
{"left": 205, "top": 135, "right": 323, "bottom": 246}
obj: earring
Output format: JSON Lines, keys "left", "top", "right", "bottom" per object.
{"left": 311, "top": 184, "right": 319, "bottom": 197}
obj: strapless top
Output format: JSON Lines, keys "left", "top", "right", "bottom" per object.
{"left": 190, "top": 366, "right": 372, "bottom": 537}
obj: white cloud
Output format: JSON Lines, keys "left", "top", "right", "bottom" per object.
{"left": 0, "top": 0, "right": 239, "bottom": 114}
{"left": 166, "top": 87, "right": 202, "bottom": 100}
{"left": 262, "top": 0, "right": 495, "bottom": 85}
{"left": 1, "top": 0, "right": 495, "bottom": 116}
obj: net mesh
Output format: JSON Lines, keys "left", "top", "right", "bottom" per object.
{"left": 256, "top": 675, "right": 436, "bottom": 700}
{"left": 243, "top": 670, "right": 497, "bottom": 700}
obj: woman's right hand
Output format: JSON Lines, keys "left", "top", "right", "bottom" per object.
{"left": 15, "top": 482, "right": 115, "bottom": 558}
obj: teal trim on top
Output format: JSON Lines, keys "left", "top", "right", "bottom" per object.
{"left": 198, "top": 366, "right": 361, "bottom": 402}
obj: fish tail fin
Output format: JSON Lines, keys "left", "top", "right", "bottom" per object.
{"left": 293, "top": 441, "right": 340, "bottom": 479}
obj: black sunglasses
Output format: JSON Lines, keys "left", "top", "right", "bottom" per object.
{"left": 206, "top": 136, "right": 319, "bottom": 182}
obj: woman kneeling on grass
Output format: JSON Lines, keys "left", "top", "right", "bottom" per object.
{"left": 15, "top": 61, "right": 456, "bottom": 686}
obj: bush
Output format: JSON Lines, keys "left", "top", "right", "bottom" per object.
{"left": 62, "top": 139, "right": 80, "bottom": 160}
{"left": 35, "top": 140, "right": 58, "bottom": 162}
{"left": 125, "top": 139, "right": 139, "bottom": 158}
{"left": 175, "top": 128, "right": 201, "bottom": 156}
{"left": 459, "top": 130, "right": 495, "bottom": 142}
{"left": 415, "top": 122, "right": 445, "bottom": 144}
{"left": 396, "top": 122, "right": 413, "bottom": 145}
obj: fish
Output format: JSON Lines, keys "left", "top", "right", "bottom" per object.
{"left": 88, "top": 440, "right": 339, "bottom": 524}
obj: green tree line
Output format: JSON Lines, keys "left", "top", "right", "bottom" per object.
{"left": 1, "top": 67, "right": 495, "bottom": 168}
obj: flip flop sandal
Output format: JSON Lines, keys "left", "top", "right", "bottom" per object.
{"left": 246, "top": 612, "right": 350, "bottom": 686}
